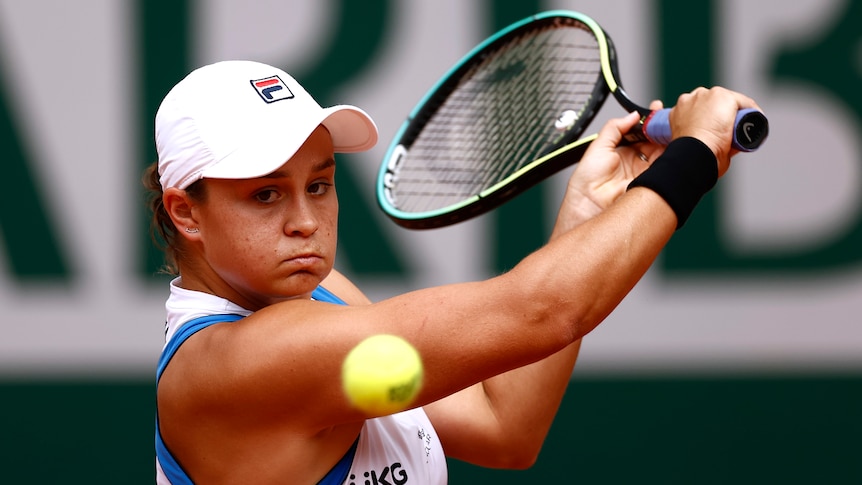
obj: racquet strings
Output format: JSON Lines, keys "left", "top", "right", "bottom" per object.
{"left": 390, "top": 20, "right": 603, "bottom": 213}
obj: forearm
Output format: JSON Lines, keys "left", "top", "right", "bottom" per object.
{"left": 439, "top": 188, "right": 672, "bottom": 465}
{"left": 470, "top": 184, "right": 621, "bottom": 459}
{"left": 429, "top": 88, "right": 747, "bottom": 469}
{"left": 479, "top": 339, "right": 582, "bottom": 465}
{"left": 508, "top": 186, "right": 675, "bottom": 342}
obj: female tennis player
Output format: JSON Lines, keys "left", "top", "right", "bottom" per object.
{"left": 145, "top": 60, "right": 758, "bottom": 484}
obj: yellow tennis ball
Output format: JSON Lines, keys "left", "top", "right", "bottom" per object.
{"left": 342, "top": 334, "right": 424, "bottom": 415}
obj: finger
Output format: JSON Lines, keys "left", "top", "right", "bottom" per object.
{"left": 592, "top": 111, "right": 641, "bottom": 150}
{"left": 630, "top": 143, "right": 653, "bottom": 162}
{"left": 732, "top": 91, "right": 762, "bottom": 112}
{"left": 633, "top": 143, "right": 666, "bottom": 163}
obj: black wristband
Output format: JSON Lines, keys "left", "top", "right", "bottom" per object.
{"left": 627, "top": 137, "right": 718, "bottom": 229}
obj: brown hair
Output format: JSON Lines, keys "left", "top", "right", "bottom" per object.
{"left": 142, "top": 162, "right": 206, "bottom": 275}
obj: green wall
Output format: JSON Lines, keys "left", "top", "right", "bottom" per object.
{"left": 4, "top": 375, "right": 860, "bottom": 484}
{"left": 2, "top": 1, "right": 861, "bottom": 483}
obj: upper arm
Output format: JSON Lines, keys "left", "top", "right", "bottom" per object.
{"left": 162, "top": 276, "right": 569, "bottom": 431}
{"left": 162, "top": 189, "right": 674, "bottom": 440}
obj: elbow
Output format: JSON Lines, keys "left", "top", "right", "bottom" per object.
{"left": 488, "top": 444, "right": 542, "bottom": 470}
{"left": 506, "top": 448, "right": 542, "bottom": 470}
{"left": 494, "top": 452, "right": 539, "bottom": 470}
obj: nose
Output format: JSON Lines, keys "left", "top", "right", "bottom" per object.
{"left": 284, "top": 197, "right": 319, "bottom": 237}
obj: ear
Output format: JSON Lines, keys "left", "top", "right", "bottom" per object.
{"left": 163, "top": 187, "right": 200, "bottom": 240}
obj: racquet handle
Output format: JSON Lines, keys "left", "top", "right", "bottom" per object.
{"left": 637, "top": 108, "right": 769, "bottom": 152}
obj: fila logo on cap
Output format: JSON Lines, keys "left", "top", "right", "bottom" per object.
{"left": 251, "top": 75, "right": 295, "bottom": 103}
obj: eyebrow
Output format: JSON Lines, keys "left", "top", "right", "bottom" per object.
{"left": 263, "top": 157, "right": 335, "bottom": 179}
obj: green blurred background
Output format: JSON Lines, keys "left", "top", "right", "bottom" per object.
{"left": 5, "top": 376, "right": 861, "bottom": 483}
{"left": 2, "top": 0, "right": 860, "bottom": 483}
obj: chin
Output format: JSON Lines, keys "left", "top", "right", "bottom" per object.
{"left": 277, "top": 271, "right": 325, "bottom": 296}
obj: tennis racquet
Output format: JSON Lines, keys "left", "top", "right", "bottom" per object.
{"left": 376, "top": 10, "right": 769, "bottom": 230}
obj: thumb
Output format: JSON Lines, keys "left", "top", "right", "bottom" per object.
{"left": 592, "top": 111, "right": 641, "bottom": 150}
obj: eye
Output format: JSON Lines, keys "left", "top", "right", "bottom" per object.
{"left": 254, "top": 189, "right": 280, "bottom": 203}
{"left": 308, "top": 182, "right": 333, "bottom": 196}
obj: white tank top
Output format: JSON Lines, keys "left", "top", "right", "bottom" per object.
{"left": 156, "top": 279, "right": 448, "bottom": 484}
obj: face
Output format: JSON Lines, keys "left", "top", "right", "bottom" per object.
{"left": 188, "top": 126, "right": 339, "bottom": 310}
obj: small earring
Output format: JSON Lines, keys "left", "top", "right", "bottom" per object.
{"left": 185, "top": 227, "right": 200, "bottom": 234}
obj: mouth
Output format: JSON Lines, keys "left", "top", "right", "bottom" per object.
{"left": 284, "top": 252, "right": 324, "bottom": 267}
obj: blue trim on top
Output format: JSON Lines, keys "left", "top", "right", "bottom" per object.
{"left": 311, "top": 285, "right": 346, "bottom": 305}
{"left": 156, "top": 286, "right": 353, "bottom": 484}
{"left": 311, "top": 286, "right": 356, "bottom": 485}
{"left": 156, "top": 313, "right": 244, "bottom": 485}
{"left": 319, "top": 437, "right": 359, "bottom": 485}
{"left": 157, "top": 314, "right": 244, "bottom": 380}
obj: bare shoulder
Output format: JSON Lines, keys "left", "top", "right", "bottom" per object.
{"left": 320, "top": 269, "right": 372, "bottom": 305}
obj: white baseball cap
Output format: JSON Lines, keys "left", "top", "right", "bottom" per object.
{"left": 156, "top": 60, "right": 378, "bottom": 190}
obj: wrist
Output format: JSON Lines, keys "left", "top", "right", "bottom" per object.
{"left": 551, "top": 192, "right": 605, "bottom": 240}
{"left": 626, "top": 137, "right": 718, "bottom": 228}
